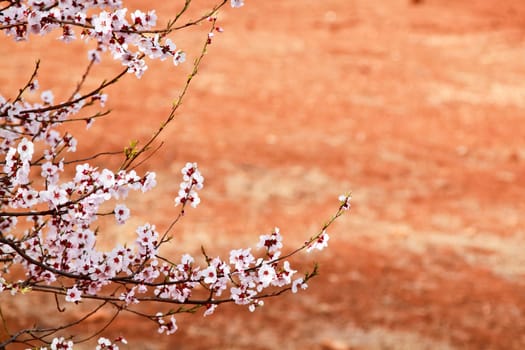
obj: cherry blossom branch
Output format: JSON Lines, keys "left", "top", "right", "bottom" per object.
{"left": 0, "top": 0, "right": 228, "bottom": 35}
{"left": 119, "top": 17, "right": 219, "bottom": 171}
{"left": 0, "top": 1, "right": 354, "bottom": 348}
{"left": 3, "top": 69, "right": 126, "bottom": 117}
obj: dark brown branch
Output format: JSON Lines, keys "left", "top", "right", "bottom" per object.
{"left": 0, "top": 301, "right": 108, "bottom": 348}
{"left": 62, "top": 150, "right": 122, "bottom": 165}
{"left": 8, "top": 68, "right": 127, "bottom": 116}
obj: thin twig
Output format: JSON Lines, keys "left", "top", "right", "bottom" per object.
{"left": 14, "top": 60, "right": 40, "bottom": 103}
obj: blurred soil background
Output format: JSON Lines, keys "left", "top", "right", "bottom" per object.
{"left": 1, "top": 0, "right": 525, "bottom": 349}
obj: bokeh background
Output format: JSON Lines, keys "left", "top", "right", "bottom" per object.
{"left": 1, "top": 0, "right": 525, "bottom": 349}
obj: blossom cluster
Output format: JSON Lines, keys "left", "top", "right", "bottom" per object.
{"left": 18, "top": 222, "right": 331, "bottom": 350}
{"left": 0, "top": 0, "right": 245, "bottom": 77}
{"left": 174, "top": 162, "right": 204, "bottom": 208}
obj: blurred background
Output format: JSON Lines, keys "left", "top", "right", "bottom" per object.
{"left": 1, "top": 0, "right": 525, "bottom": 349}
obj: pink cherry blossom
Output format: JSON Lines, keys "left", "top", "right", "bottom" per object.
{"left": 203, "top": 303, "right": 218, "bottom": 317}
{"left": 157, "top": 314, "right": 178, "bottom": 335}
{"left": 257, "top": 263, "right": 276, "bottom": 289}
{"left": 339, "top": 193, "right": 352, "bottom": 211}
{"left": 231, "top": 0, "right": 245, "bottom": 8}
{"left": 257, "top": 227, "right": 283, "bottom": 258}
{"left": 114, "top": 204, "right": 130, "bottom": 225}
{"left": 92, "top": 11, "right": 113, "bottom": 35}
{"left": 40, "top": 90, "right": 54, "bottom": 104}
{"left": 65, "top": 285, "right": 82, "bottom": 303}
{"left": 17, "top": 138, "right": 34, "bottom": 161}
{"left": 201, "top": 265, "right": 218, "bottom": 284}
{"left": 229, "top": 248, "right": 255, "bottom": 271}
{"left": 306, "top": 230, "right": 330, "bottom": 252}
{"left": 292, "top": 278, "right": 308, "bottom": 294}
{"left": 50, "top": 337, "right": 74, "bottom": 350}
